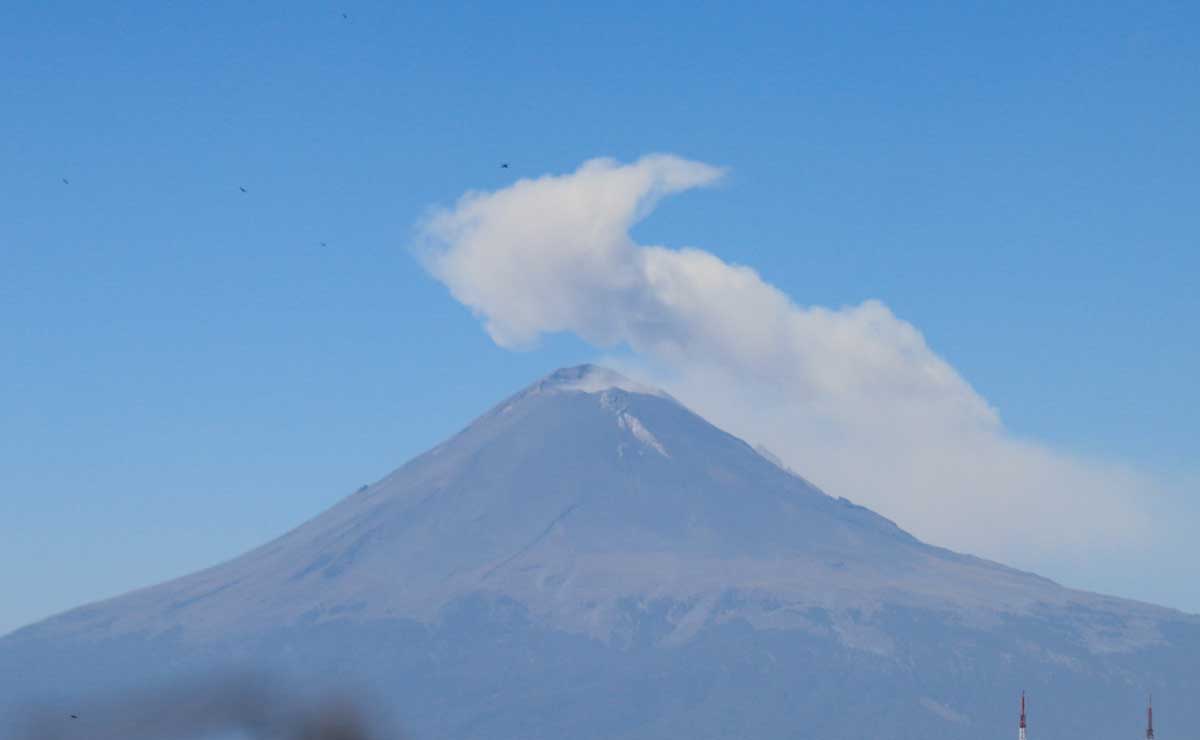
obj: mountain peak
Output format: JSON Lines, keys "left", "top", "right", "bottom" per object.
{"left": 533, "top": 364, "right": 665, "bottom": 397}
{"left": 5, "top": 366, "right": 1198, "bottom": 740}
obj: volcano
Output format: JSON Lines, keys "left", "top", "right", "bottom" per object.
{"left": 3, "top": 365, "right": 1198, "bottom": 739}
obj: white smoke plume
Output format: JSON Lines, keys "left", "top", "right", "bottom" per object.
{"left": 418, "top": 154, "right": 1154, "bottom": 566}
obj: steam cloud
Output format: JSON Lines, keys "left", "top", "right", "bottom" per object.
{"left": 418, "top": 154, "right": 1154, "bottom": 566}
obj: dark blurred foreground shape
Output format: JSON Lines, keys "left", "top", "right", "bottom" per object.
{"left": 13, "top": 672, "right": 398, "bottom": 740}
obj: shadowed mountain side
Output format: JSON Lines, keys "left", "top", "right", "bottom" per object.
{"left": 3, "top": 366, "right": 1197, "bottom": 739}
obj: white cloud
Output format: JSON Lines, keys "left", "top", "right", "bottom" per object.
{"left": 418, "top": 154, "right": 1153, "bottom": 566}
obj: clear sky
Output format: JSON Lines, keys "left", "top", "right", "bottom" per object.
{"left": 2, "top": 0, "right": 1197, "bottom": 636}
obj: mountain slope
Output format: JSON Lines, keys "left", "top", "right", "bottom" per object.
{"left": 3, "top": 365, "right": 1197, "bottom": 739}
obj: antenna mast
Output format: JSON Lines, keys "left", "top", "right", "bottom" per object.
{"left": 1018, "top": 692, "right": 1027, "bottom": 740}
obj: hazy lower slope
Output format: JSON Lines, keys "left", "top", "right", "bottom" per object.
{"left": 3, "top": 366, "right": 1197, "bottom": 739}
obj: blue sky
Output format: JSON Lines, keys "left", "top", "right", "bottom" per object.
{"left": 1, "top": 0, "right": 1197, "bottom": 636}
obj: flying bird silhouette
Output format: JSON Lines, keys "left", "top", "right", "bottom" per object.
{"left": 62, "top": 178, "right": 69, "bottom": 185}
{"left": 320, "top": 242, "right": 327, "bottom": 247}
{"left": 500, "top": 163, "right": 509, "bottom": 169}
{"left": 69, "top": 714, "right": 78, "bottom": 719}
{"left": 239, "top": 186, "right": 247, "bottom": 193}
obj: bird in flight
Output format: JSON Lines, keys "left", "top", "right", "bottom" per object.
{"left": 342, "top": 12, "right": 348, "bottom": 19}
{"left": 62, "top": 178, "right": 69, "bottom": 185}
{"left": 500, "top": 163, "right": 509, "bottom": 169}
{"left": 69, "top": 714, "right": 78, "bottom": 720}
{"left": 320, "top": 242, "right": 327, "bottom": 247}
{"left": 239, "top": 186, "right": 247, "bottom": 193}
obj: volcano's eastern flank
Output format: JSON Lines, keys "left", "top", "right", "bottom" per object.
{"left": 2, "top": 366, "right": 1198, "bottom": 740}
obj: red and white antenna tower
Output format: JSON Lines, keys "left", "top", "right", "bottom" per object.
{"left": 1146, "top": 696, "right": 1154, "bottom": 740}
{"left": 1018, "top": 691, "right": 1028, "bottom": 740}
